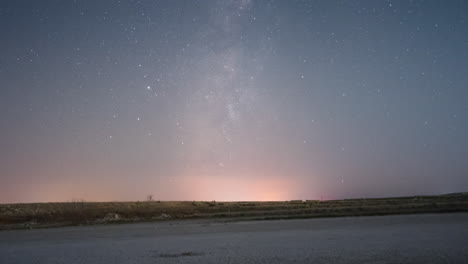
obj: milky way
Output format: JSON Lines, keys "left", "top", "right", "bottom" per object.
{"left": 1, "top": 0, "right": 467, "bottom": 202}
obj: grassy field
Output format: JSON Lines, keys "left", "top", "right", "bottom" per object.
{"left": 1, "top": 193, "right": 468, "bottom": 230}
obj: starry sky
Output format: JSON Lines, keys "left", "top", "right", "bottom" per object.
{"left": 1, "top": 0, "right": 467, "bottom": 203}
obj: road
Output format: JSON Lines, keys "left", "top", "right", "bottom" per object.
{"left": 1, "top": 213, "right": 468, "bottom": 264}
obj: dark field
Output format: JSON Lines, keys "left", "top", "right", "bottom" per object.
{"left": 1, "top": 193, "right": 468, "bottom": 230}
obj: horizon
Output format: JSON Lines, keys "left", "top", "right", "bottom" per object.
{"left": 3, "top": 191, "right": 466, "bottom": 205}
{"left": 1, "top": 0, "right": 468, "bottom": 204}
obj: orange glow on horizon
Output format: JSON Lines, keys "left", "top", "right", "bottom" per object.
{"left": 179, "top": 174, "right": 298, "bottom": 201}
{"left": 6, "top": 170, "right": 303, "bottom": 203}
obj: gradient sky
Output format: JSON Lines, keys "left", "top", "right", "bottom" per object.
{"left": 1, "top": 0, "right": 467, "bottom": 203}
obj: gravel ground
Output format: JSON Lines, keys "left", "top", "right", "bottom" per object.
{"left": 1, "top": 213, "right": 468, "bottom": 264}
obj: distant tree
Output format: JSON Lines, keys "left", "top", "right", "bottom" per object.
{"left": 146, "top": 194, "right": 154, "bottom": 201}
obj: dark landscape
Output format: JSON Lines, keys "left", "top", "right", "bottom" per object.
{"left": 1, "top": 193, "right": 467, "bottom": 230}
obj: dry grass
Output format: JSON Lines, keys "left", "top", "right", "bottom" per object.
{"left": 1, "top": 193, "right": 467, "bottom": 230}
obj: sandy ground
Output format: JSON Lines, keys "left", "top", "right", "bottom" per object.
{"left": 1, "top": 213, "right": 468, "bottom": 264}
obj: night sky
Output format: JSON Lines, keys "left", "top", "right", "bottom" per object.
{"left": 1, "top": 0, "right": 467, "bottom": 203}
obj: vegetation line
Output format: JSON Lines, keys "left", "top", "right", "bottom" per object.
{"left": 1, "top": 193, "right": 467, "bottom": 230}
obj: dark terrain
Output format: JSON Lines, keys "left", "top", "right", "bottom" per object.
{"left": 1, "top": 193, "right": 467, "bottom": 230}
